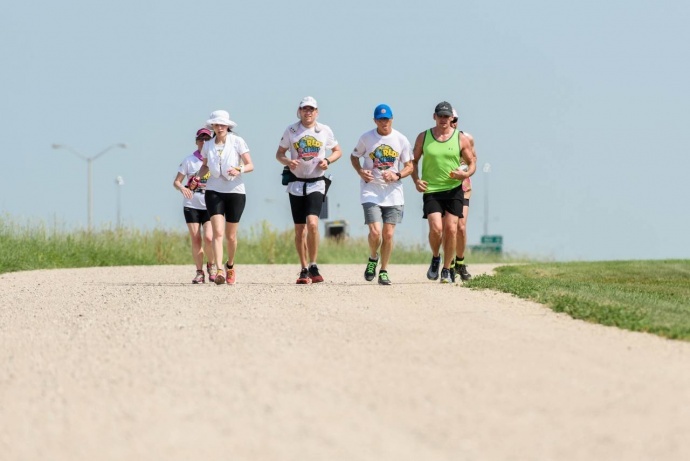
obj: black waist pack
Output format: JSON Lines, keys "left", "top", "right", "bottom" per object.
{"left": 281, "top": 166, "right": 298, "bottom": 185}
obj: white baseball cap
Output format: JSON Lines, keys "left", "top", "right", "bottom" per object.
{"left": 452, "top": 108, "right": 458, "bottom": 119}
{"left": 299, "top": 96, "right": 318, "bottom": 109}
{"left": 205, "top": 110, "right": 237, "bottom": 129}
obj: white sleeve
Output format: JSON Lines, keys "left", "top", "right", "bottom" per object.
{"left": 351, "top": 135, "right": 367, "bottom": 158}
{"left": 278, "top": 127, "right": 291, "bottom": 149}
{"left": 177, "top": 158, "right": 188, "bottom": 175}
{"left": 325, "top": 126, "right": 338, "bottom": 150}
{"left": 399, "top": 135, "right": 412, "bottom": 163}
{"left": 235, "top": 136, "right": 249, "bottom": 155}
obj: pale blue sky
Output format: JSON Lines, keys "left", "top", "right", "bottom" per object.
{"left": 2, "top": 0, "right": 688, "bottom": 261}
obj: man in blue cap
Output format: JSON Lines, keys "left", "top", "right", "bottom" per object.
{"left": 350, "top": 103, "right": 413, "bottom": 285}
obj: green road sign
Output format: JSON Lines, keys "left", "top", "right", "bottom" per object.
{"left": 481, "top": 235, "right": 503, "bottom": 245}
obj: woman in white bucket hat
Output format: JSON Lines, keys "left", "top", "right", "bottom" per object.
{"left": 197, "top": 109, "right": 254, "bottom": 285}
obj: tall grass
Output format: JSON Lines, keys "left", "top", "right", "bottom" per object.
{"left": 0, "top": 216, "right": 524, "bottom": 274}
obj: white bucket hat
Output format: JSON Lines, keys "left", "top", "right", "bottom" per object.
{"left": 205, "top": 110, "right": 237, "bottom": 129}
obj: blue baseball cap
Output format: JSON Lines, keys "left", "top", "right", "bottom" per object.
{"left": 374, "top": 104, "right": 393, "bottom": 120}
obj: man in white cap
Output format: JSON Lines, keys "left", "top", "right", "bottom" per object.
{"left": 275, "top": 96, "right": 342, "bottom": 284}
{"left": 449, "top": 108, "right": 477, "bottom": 281}
{"left": 350, "top": 103, "right": 413, "bottom": 285}
{"left": 411, "top": 101, "right": 476, "bottom": 284}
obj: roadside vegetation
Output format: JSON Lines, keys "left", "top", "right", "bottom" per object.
{"left": 0, "top": 217, "right": 519, "bottom": 274}
{"left": 467, "top": 261, "right": 690, "bottom": 341}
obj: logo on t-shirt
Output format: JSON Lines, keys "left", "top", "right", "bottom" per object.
{"left": 368, "top": 144, "right": 399, "bottom": 170}
{"left": 294, "top": 135, "right": 322, "bottom": 161}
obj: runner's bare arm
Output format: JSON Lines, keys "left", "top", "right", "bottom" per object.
{"left": 319, "top": 144, "right": 342, "bottom": 170}
{"left": 411, "top": 131, "right": 427, "bottom": 192}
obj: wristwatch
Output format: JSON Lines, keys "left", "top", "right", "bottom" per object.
{"left": 395, "top": 172, "right": 402, "bottom": 181}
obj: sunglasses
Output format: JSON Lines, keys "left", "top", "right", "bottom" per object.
{"left": 196, "top": 136, "right": 211, "bottom": 141}
{"left": 452, "top": 117, "right": 458, "bottom": 124}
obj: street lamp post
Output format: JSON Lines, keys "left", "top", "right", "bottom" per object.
{"left": 482, "top": 162, "right": 492, "bottom": 236}
{"left": 52, "top": 143, "right": 127, "bottom": 231}
{"left": 115, "top": 176, "right": 124, "bottom": 229}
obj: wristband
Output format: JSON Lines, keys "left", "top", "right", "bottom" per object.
{"left": 325, "top": 158, "right": 331, "bottom": 165}
{"left": 395, "top": 172, "right": 402, "bottom": 181}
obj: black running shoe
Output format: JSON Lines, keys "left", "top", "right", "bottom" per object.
{"left": 456, "top": 263, "right": 472, "bottom": 281}
{"left": 378, "top": 270, "right": 391, "bottom": 286}
{"left": 427, "top": 255, "right": 441, "bottom": 280}
{"left": 449, "top": 258, "right": 456, "bottom": 283}
{"left": 364, "top": 257, "right": 378, "bottom": 281}
{"left": 296, "top": 268, "right": 311, "bottom": 284}
{"left": 440, "top": 268, "right": 452, "bottom": 284}
{"left": 308, "top": 264, "right": 324, "bottom": 283}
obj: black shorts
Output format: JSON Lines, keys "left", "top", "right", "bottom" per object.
{"left": 205, "top": 190, "right": 246, "bottom": 223}
{"left": 289, "top": 192, "right": 325, "bottom": 224}
{"left": 463, "top": 198, "right": 470, "bottom": 207}
{"left": 183, "top": 207, "right": 210, "bottom": 224}
{"left": 422, "top": 185, "right": 464, "bottom": 219}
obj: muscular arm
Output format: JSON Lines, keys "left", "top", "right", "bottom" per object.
{"left": 411, "top": 131, "right": 427, "bottom": 192}
{"left": 450, "top": 133, "right": 477, "bottom": 180}
{"left": 460, "top": 133, "right": 476, "bottom": 177}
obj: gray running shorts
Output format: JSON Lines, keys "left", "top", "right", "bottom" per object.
{"left": 363, "top": 203, "right": 404, "bottom": 225}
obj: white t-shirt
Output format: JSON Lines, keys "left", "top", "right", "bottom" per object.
{"left": 279, "top": 122, "right": 338, "bottom": 196}
{"left": 177, "top": 152, "right": 209, "bottom": 210}
{"left": 202, "top": 134, "right": 249, "bottom": 194}
{"left": 351, "top": 128, "right": 412, "bottom": 206}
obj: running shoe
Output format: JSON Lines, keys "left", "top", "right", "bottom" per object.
{"left": 308, "top": 264, "right": 324, "bottom": 283}
{"left": 226, "top": 268, "right": 236, "bottom": 285}
{"left": 449, "top": 258, "right": 456, "bottom": 283}
{"left": 214, "top": 269, "right": 225, "bottom": 285}
{"left": 378, "top": 270, "right": 391, "bottom": 286}
{"left": 207, "top": 263, "right": 217, "bottom": 283}
{"left": 296, "top": 267, "right": 311, "bottom": 284}
{"left": 192, "top": 270, "right": 205, "bottom": 284}
{"left": 456, "top": 263, "right": 472, "bottom": 281}
{"left": 427, "top": 255, "right": 441, "bottom": 280}
{"left": 364, "top": 257, "right": 378, "bottom": 281}
{"left": 440, "top": 268, "right": 452, "bottom": 284}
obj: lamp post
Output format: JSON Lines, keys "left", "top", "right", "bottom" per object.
{"left": 52, "top": 143, "right": 127, "bottom": 231}
{"left": 482, "top": 162, "right": 491, "bottom": 236}
{"left": 115, "top": 176, "right": 124, "bottom": 229}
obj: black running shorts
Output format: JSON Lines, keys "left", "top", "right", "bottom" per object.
{"left": 289, "top": 192, "right": 325, "bottom": 224}
{"left": 205, "top": 190, "right": 246, "bottom": 223}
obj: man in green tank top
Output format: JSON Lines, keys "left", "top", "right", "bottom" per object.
{"left": 411, "top": 101, "right": 476, "bottom": 283}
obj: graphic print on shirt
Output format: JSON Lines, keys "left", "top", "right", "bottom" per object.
{"left": 294, "top": 135, "right": 322, "bottom": 162}
{"left": 368, "top": 144, "right": 399, "bottom": 170}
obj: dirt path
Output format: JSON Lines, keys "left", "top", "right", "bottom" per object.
{"left": 2, "top": 264, "right": 689, "bottom": 461}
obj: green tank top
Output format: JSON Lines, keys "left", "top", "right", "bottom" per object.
{"left": 421, "top": 129, "right": 462, "bottom": 193}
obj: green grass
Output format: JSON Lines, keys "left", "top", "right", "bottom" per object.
{"left": 467, "top": 261, "right": 690, "bottom": 340}
{"left": 0, "top": 216, "right": 520, "bottom": 273}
